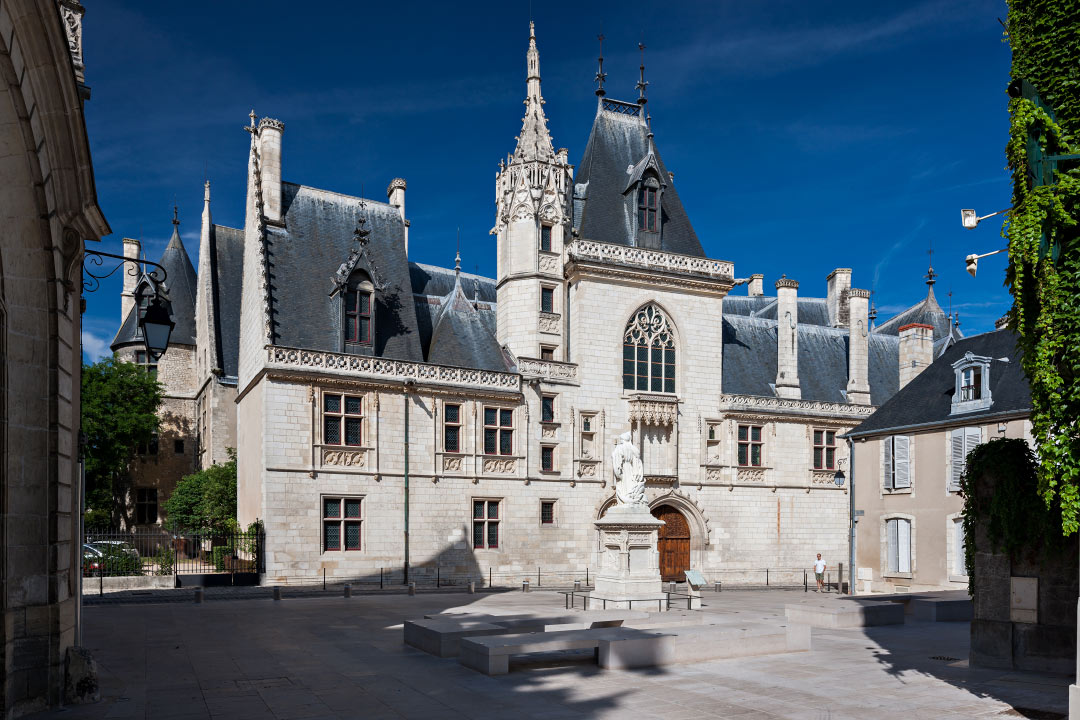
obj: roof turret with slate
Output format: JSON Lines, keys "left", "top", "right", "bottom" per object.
{"left": 112, "top": 209, "right": 198, "bottom": 350}
{"left": 848, "top": 328, "right": 1029, "bottom": 437}
{"left": 421, "top": 254, "right": 509, "bottom": 372}
{"left": 873, "top": 267, "right": 957, "bottom": 342}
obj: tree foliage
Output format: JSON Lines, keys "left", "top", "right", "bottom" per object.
{"left": 1004, "top": 0, "right": 1080, "bottom": 533}
{"left": 162, "top": 450, "right": 237, "bottom": 533}
{"left": 81, "top": 357, "right": 162, "bottom": 527}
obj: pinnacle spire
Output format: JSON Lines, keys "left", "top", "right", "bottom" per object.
{"left": 514, "top": 21, "right": 555, "bottom": 162}
{"left": 636, "top": 42, "right": 648, "bottom": 105}
{"left": 595, "top": 33, "right": 607, "bottom": 97}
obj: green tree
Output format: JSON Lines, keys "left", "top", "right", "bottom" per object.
{"left": 81, "top": 357, "right": 162, "bottom": 528}
{"left": 1003, "top": 1, "right": 1080, "bottom": 532}
{"left": 163, "top": 450, "right": 237, "bottom": 533}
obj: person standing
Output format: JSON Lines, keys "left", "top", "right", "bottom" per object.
{"left": 814, "top": 554, "right": 826, "bottom": 592}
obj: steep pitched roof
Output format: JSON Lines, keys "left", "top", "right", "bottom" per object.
{"left": 209, "top": 224, "right": 244, "bottom": 379}
{"left": 112, "top": 217, "right": 198, "bottom": 350}
{"left": 423, "top": 265, "right": 509, "bottom": 372}
{"left": 265, "top": 183, "right": 423, "bottom": 362}
{"left": 722, "top": 315, "right": 899, "bottom": 405}
{"left": 574, "top": 103, "right": 704, "bottom": 256}
{"left": 875, "top": 284, "right": 956, "bottom": 342}
{"left": 409, "top": 263, "right": 496, "bottom": 303}
{"left": 848, "top": 329, "right": 1030, "bottom": 437}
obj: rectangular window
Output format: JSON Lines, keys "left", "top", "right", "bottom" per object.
{"left": 174, "top": 439, "right": 185, "bottom": 455}
{"left": 444, "top": 403, "right": 461, "bottom": 453}
{"left": 473, "top": 499, "right": 500, "bottom": 549}
{"left": 541, "top": 287, "right": 554, "bottom": 313}
{"left": 540, "top": 225, "right": 552, "bottom": 252}
{"left": 882, "top": 436, "right": 912, "bottom": 490}
{"left": 345, "top": 290, "right": 372, "bottom": 345}
{"left": 541, "top": 445, "right": 555, "bottom": 472}
{"left": 541, "top": 395, "right": 555, "bottom": 423}
{"left": 960, "top": 367, "right": 981, "bottom": 401}
{"left": 137, "top": 432, "right": 159, "bottom": 456}
{"left": 135, "top": 488, "right": 157, "bottom": 525}
{"left": 484, "top": 407, "right": 514, "bottom": 456}
{"left": 737, "top": 425, "right": 763, "bottom": 467}
{"left": 638, "top": 187, "right": 658, "bottom": 231}
{"left": 949, "top": 427, "right": 982, "bottom": 491}
{"left": 133, "top": 350, "right": 158, "bottom": 379}
{"left": 541, "top": 501, "right": 555, "bottom": 525}
{"left": 886, "top": 518, "right": 912, "bottom": 574}
{"left": 324, "top": 393, "right": 363, "bottom": 446}
{"left": 323, "top": 497, "right": 362, "bottom": 552}
{"left": 812, "top": 430, "right": 836, "bottom": 470}
{"left": 540, "top": 346, "right": 555, "bottom": 361}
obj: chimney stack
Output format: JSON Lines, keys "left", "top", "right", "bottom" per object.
{"left": 257, "top": 118, "right": 284, "bottom": 225}
{"left": 847, "top": 288, "right": 872, "bottom": 404}
{"left": 775, "top": 277, "right": 800, "bottom": 399}
{"left": 120, "top": 237, "right": 140, "bottom": 323}
{"left": 386, "top": 178, "right": 408, "bottom": 254}
{"left": 827, "top": 268, "right": 852, "bottom": 327}
{"left": 898, "top": 323, "right": 934, "bottom": 389}
{"left": 748, "top": 274, "right": 764, "bottom": 297}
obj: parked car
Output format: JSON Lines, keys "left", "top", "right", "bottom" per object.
{"left": 82, "top": 543, "right": 103, "bottom": 577}
{"left": 87, "top": 540, "right": 139, "bottom": 560}
{"left": 82, "top": 541, "right": 142, "bottom": 577}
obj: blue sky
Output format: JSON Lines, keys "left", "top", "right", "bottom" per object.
{"left": 80, "top": 0, "right": 1013, "bottom": 362}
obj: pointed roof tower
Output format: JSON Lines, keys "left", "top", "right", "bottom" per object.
{"left": 873, "top": 264, "right": 957, "bottom": 342}
{"left": 426, "top": 250, "right": 509, "bottom": 372}
{"left": 514, "top": 21, "right": 556, "bottom": 163}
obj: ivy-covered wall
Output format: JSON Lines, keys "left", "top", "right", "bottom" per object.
{"left": 1004, "top": 0, "right": 1080, "bottom": 532}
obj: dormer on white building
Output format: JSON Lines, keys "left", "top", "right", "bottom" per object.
{"left": 950, "top": 351, "right": 993, "bottom": 414}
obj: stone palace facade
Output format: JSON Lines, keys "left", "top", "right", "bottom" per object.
{"left": 113, "top": 24, "right": 960, "bottom": 586}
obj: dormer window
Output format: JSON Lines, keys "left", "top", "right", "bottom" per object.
{"left": 638, "top": 184, "right": 658, "bottom": 231}
{"left": 951, "top": 351, "right": 993, "bottom": 414}
{"left": 344, "top": 271, "right": 374, "bottom": 351}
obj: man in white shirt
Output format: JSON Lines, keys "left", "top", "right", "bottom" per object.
{"left": 814, "top": 554, "right": 826, "bottom": 592}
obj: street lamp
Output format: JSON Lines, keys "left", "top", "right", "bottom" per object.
{"left": 140, "top": 293, "right": 175, "bottom": 360}
{"left": 961, "top": 208, "right": 1010, "bottom": 230}
{"left": 832, "top": 466, "right": 846, "bottom": 488}
{"left": 83, "top": 248, "right": 175, "bottom": 359}
{"left": 964, "top": 248, "right": 1008, "bottom": 278}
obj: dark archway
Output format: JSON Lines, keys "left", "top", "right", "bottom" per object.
{"left": 652, "top": 504, "right": 690, "bottom": 582}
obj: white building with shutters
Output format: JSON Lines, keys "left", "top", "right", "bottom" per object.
{"left": 847, "top": 325, "right": 1031, "bottom": 593}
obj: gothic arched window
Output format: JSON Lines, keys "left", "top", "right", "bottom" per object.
{"left": 344, "top": 271, "right": 374, "bottom": 349}
{"left": 638, "top": 180, "right": 659, "bottom": 232}
{"left": 622, "top": 305, "right": 675, "bottom": 393}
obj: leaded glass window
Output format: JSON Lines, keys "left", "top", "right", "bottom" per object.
{"left": 324, "top": 393, "right": 363, "bottom": 447}
{"left": 622, "top": 305, "right": 676, "bottom": 393}
{"left": 473, "top": 499, "right": 500, "bottom": 549}
{"left": 484, "top": 407, "right": 514, "bottom": 455}
{"left": 444, "top": 403, "right": 461, "bottom": 453}
{"left": 323, "top": 497, "right": 362, "bottom": 552}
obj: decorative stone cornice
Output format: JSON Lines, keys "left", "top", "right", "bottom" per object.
{"left": 386, "top": 178, "right": 407, "bottom": 194}
{"left": 267, "top": 346, "right": 520, "bottom": 392}
{"left": 567, "top": 239, "right": 734, "bottom": 281}
{"left": 517, "top": 357, "right": 578, "bottom": 385}
{"left": 848, "top": 287, "right": 871, "bottom": 299}
{"left": 627, "top": 393, "right": 678, "bottom": 426}
{"left": 58, "top": 0, "right": 85, "bottom": 83}
{"left": 775, "top": 277, "right": 799, "bottom": 290}
{"left": 258, "top": 117, "right": 285, "bottom": 132}
{"left": 719, "top": 393, "right": 874, "bottom": 421}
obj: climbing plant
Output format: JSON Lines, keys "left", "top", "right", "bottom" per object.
{"left": 1003, "top": 1, "right": 1080, "bottom": 533}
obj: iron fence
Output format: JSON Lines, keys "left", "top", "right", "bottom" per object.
{"left": 83, "top": 530, "right": 265, "bottom": 579}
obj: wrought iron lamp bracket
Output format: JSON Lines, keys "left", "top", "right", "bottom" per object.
{"left": 82, "top": 249, "right": 168, "bottom": 294}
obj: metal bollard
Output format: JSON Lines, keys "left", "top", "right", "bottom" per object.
{"left": 714, "top": 581, "right": 721, "bottom": 593}
{"left": 522, "top": 579, "right": 530, "bottom": 593}
{"left": 343, "top": 584, "right": 351, "bottom": 598}
{"left": 467, "top": 581, "right": 475, "bottom": 594}
{"left": 668, "top": 581, "right": 676, "bottom": 594}
{"left": 272, "top": 586, "right": 282, "bottom": 601}
{"left": 408, "top": 582, "right": 416, "bottom": 596}
{"left": 574, "top": 580, "right": 582, "bottom": 592}
{"left": 194, "top": 588, "right": 204, "bottom": 604}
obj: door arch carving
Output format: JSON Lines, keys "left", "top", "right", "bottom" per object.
{"left": 652, "top": 504, "right": 690, "bottom": 582}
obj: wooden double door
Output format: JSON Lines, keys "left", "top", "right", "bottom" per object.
{"left": 652, "top": 504, "right": 691, "bottom": 582}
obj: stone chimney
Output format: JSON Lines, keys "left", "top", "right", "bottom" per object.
{"left": 827, "top": 268, "right": 852, "bottom": 327}
{"left": 748, "top": 274, "right": 764, "bottom": 297}
{"left": 898, "top": 323, "right": 934, "bottom": 389}
{"left": 120, "top": 237, "right": 140, "bottom": 322}
{"left": 386, "top": 178, "right": 407, "bottom": 253}
{"left": 847, "top": 288, "right": 872, "bottom": 404}
{"left": 775, "top": 277, "right": 800, "bottom": 399}
{"left": 257, "top": 118, "right": 284, "bottom": 225}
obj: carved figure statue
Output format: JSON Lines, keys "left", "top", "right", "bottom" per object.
{"left": 611, "top": 432, "right": 646, "bottom": 506}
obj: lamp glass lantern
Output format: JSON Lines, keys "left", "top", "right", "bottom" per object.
{"left": 139, "top": 293, "right": 174, "bottom": 361}
{"left": 833, "top": 468, "right": 846, "bottom": 487}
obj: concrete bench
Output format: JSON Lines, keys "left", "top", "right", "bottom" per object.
{"left": 599, "top": 620, "right": 810, "bottom": 669}
{"left": 785, "top": 600, "right": 904, "bottom": 628}
{"left": 911, "top": 597, "right": 972, "bottom": 622}
{"left": 459, "top": 627, "right": 667, "bottom": 675}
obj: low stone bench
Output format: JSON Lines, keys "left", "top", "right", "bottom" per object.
{"left": 785, "top": 600, "right": 904, "bottom": 628}
{"left": 459, "top": 627, "right": 666, "bottom": 675}
{"left": 599, "top": 620, "right": 810, "bottom": 669}
{"left": 911, "top": 596, "right": 972, "bottom": 622}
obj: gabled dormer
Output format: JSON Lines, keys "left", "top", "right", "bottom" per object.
{"left": 330, "top": 211, "right": 385, "bottom": 356}
{"left": 950, "top": 351, "right": 993, "bottom": 414}
{"left": 625, "top": 151, "right": 665, "bottom": 248}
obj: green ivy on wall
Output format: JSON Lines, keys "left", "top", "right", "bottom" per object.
{"left": 1004, "top": 0, "right": 1080, "bottom": 533}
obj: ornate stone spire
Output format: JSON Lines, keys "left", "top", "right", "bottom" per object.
{"left": 514, "top": 21, "right": 555, "bottom": 162}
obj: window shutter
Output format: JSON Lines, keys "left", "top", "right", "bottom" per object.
{"left": 965, "top": 427, "right": 982, "bottom": 462}
{"left": 893, "top": 436, "right": 911, "bottom": 489}
{"left": 887, "top": 519, "right": 898, "bottom": 573}
{"left": 955, "top": 519, "right": 967, "bottom": 576}
{"left": 949, "top": 429, "right": 965, "bottom": 491}
{"left": 883, "top": 437, "right": 893, "bottom": 490}
{"left": 898, "top": 519, "right": 911, "bottom": 573}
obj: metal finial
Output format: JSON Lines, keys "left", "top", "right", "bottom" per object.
{"left": 455, "top": 228, "right": 461, "bottom": 274}
{"left": 172, "top": 205, "right": 179, "bottom": 226}
{"left": 354, "top": 203, "right": 370, "bottom": 246}
{"left": 925, "top": 264, "right": 937, "bottom": 287}
{"left": 595, "top": 34, "right": 607, "bottom": 97}
{"left": 636, "top": 42, "right": 648, "bottom": 105}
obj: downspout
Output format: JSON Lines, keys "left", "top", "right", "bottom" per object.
{"left": 848, "top": 436, "right": 856, "bottom": 595}
{"left": 404, "top": 381, "right": 414, "bottom": 584}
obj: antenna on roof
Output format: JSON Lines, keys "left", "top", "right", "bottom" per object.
{"left": 636, "top": 40, "right": 648, "bottom": 105}
{"left": 595, "top": 32, "right": 607, "bottom": 97}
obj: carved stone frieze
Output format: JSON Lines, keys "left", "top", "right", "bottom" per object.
{"left": 644, "top": 475, "right": 677, "bottom": 486}
{"left": 737, "top": 467, "right": 766, "bottom": 483}
{"left": 538, "top": 253, "right": 560, "bottom": 274}
{"left": 811, "top": 470, "right": 838, "bottom": 485}
{"left": 720, "top": 393, "right": 874, "bottom": 419}
{"left": 517, "top": 358, "right": 578, "bottom": 384}
{"left": 627, "top": 394, "right": 678, "bottom": 427}
{"left": 442, "top": 455, "right": 463, "bottom": 472}
{"left": 567, "top": 239, "right": 734, "bottom": 279}
{"left": 705, "top": 468, "right": 723, "bottom": 482}
{"left": 483, "top": 458, "right": 518, "bottom": 474}
{"left": 538, "top": 312, "right": 561, "bottom": 335}
{"left": 541, "top": 424, "right": 557, "bottom": 439}
{"left": 322, "top": 448, "right": 366, "bottom": 467}
{"left": 577, "top": 461, "right": 598, "bottom": 478}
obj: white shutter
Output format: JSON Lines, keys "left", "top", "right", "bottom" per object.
{"left": 965, "top": 426, "right": 982, "bottom": 460}
{"left": 955, "top": 519, "right": 967, "bottom": 576}
{"left": 883, "top": 437, "right": 894, "bottom": 490}
{"left": 897, "top": 519, "right": 912, "bottom": 573}
{"left": 887, "top": 519, "right": 898, "bottom": 573}
{"left": 949, "top": 429, "right": 965, "bottom": 491}
{"left": 894, "top": 436, "right": 911, "bottom": 488}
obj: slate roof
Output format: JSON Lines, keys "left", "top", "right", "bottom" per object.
{"left": 722, "top": 315, "right": 899, "bottom": 405}
{"left": 266, "top": 183, "right": 423, "bottom": 362}
{"left": 848, "top": 329, "right": 1029, "bottom": 437}
{"left": 574, "top": 104, "right": 704, "bottom": 256}
{"left": 112, "top": 220, "right": 198, "bottom": 350}
{"left": 874, "top": 285, "right": 955, "bottom": 342}
{"left": 410, "top": 262, "right": 496, "bottom": 303}
{"left": 209, "top": 224, "right": 243, "bottom": 379}
{"left": 421, "top": 269, "right": 509, "bottom": 372}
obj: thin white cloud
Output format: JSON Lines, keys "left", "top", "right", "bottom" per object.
{"left": 81, "top": 331, "right": 111, "bottom": 363}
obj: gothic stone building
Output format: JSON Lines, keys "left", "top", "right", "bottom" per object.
{"left": 122, "top": 24, "right": 960, "bottom": 586}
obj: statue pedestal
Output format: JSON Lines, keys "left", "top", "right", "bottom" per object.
{"left": 589, "top": 505, "right": 666, "bottom": 611}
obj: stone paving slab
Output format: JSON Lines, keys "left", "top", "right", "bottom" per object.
{"left": 26, "top": 589, "right": 1071, "bottom": 720}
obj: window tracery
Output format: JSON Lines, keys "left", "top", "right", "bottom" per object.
{"left": 622, "top": 305, "right": 675, "bottom": 393}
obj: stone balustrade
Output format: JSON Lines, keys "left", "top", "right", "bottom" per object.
{"left": 517, "top": 357, "right": 579, "bottom": 384}
{"left": 567, "top": 239, "right": 734, "bottom": 279}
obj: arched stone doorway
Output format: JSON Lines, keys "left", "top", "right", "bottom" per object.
{"left": 652, "top": 504, "right": 690, "bottom": 582}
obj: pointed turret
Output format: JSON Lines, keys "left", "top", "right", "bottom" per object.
{"left": 514, "top": 21, "right": 556, "bottom": 163}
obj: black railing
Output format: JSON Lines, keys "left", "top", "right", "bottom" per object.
{"left": 83, "top": 530, "right": 264, "bottom": 579}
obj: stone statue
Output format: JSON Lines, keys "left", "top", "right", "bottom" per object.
{"left": 611, "top": 432, "right": 646, "bottom": 507}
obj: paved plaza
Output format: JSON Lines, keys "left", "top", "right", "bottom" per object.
{"left": 29, "top": 588, "right": 1070, "bottom": 720}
